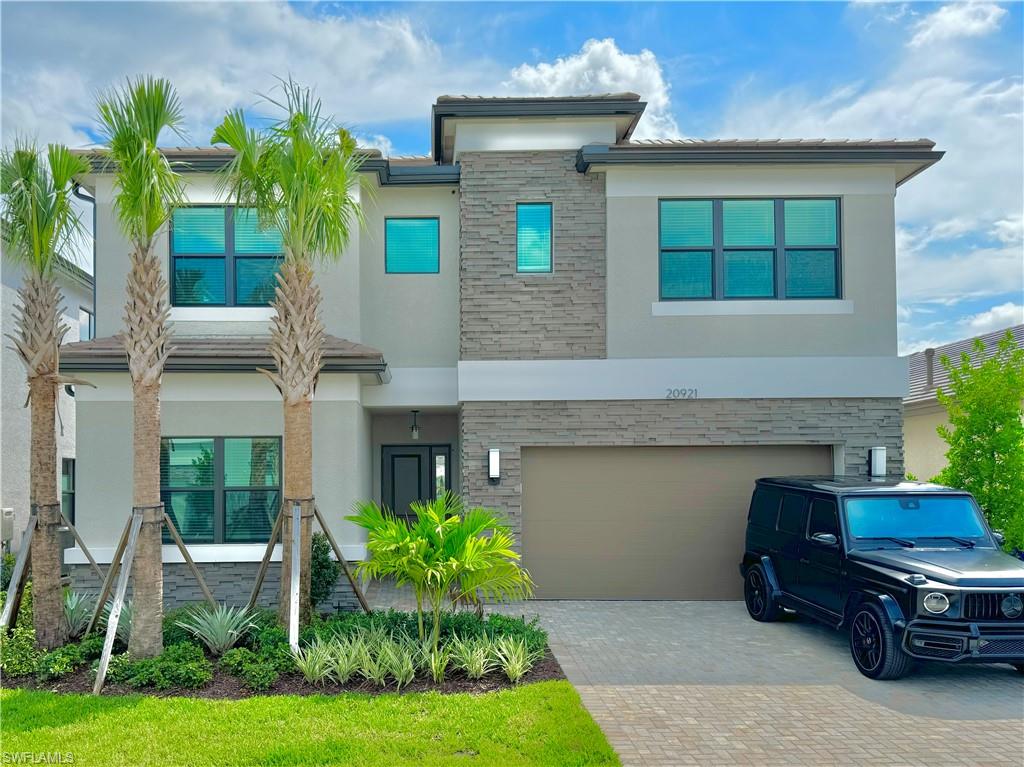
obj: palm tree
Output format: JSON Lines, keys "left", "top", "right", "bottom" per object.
{"left": 1, "top": 141, "right": 90, "bottom": 649}
{"left": 211, "top": 78, "right": 364, "bottom": 624}
{"left": 95, "top": 76, "right": 186, "bottom": 657}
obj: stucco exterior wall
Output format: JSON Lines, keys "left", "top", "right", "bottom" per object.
{"left": 458, "top": 150, "right": 606, "bottom": 360}
{"left": 603, "top": 166, "right": 899, "bottom": 359}
{"left": 359, "top": 185, "right": 459, "bottom": 366}
{"left": 903, "top": 402, "right": 950, "bottom": 481}
{"left": 460, "top": 398, "right": 904, "bottom": 545}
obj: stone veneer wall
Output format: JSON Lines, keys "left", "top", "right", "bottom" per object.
{"left": 460, "top": 398, "right": 904, "bottom": 544}
{"left": 66, "top": 562, "right": 359, "bottom": 611}
{"left": 458, "top": 150, "right": 606, "bottom": 360}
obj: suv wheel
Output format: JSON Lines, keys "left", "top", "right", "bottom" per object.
{"left": 743, "top": 564, "right": 779, "bottom": 622}
{"left": 849, "top": 602, "right": 912, "bottom": 680}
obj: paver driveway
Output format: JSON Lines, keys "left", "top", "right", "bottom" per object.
{"left": 523, "top": 601, "right": 1024, "bottom": 767}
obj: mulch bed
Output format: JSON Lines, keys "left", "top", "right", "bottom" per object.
{"left": 4, "top": 649, "right": 565, "bottom": 699}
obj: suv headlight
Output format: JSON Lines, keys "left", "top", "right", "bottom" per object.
{"left": 923, "top": 592, "right": 950, "bottom": 614}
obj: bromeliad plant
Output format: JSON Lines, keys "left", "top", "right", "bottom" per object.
{"left": 348, "top": 492, "right": 534, "bottom": 650}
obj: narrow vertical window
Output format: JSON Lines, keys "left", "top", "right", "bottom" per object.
{"left": 659, "top": 200, "right": 713, "bottom": 299}
{"left": 784, "top": 199, "right": 839, "bottom": 298}
{"left": 61, "top": 458, "right": 75, "bottom": 525}
{"left": 516, "top": 203, "right": 552, "bottom": 273}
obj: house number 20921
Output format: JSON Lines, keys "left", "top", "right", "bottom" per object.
{"left": 665, "top": 388, "right": 698, "bottom": 400}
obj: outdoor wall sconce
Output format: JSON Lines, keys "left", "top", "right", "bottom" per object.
{"left": 409, "top": 410, "right": 420, "bottom": 441}
{"left": 869, "top": 446, "right": 887, "bottom": 478}
{"left": 488, "top": 449, "right": 500, "bottom": 484}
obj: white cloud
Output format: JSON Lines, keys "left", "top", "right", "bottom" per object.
{"left": 961, "top": 301, "right": 1024, "bottom": 335}
{"left": 505, "top": 38, "right": 680, "bottom": 139}
{"left": 909, "top": 2, "right": 1008, "bottom": 48}
{"left": 354, "top": 133, "right": 395, "bottom": 158}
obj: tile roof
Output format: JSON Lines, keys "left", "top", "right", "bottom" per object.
{"left": 904, "top": 323, "right": 1024, "bottom": 404}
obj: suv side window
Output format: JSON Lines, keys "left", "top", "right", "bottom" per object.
{"left": 807, "top": 499, "right": 839, "bottom": 538}
{"left": 777, "top": 494, "right": 808, "bottom": 534}
{"left": 749, "top": 488, "right": 783, "bottom": 528}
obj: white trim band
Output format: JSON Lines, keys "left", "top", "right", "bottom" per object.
{"left": 458, "top": 356, "right": 908, "bottom": 401}
{"left": 652, "top": 300, "right": 854, "bottom": 317}
{"left": 65, "top": 543, "right": 367, "bottom": 565}
{"left": 170, "top": 307, "right": 275, "bottom": 323}
{"left": 361, "top": 366, "right": 459, "bottom": 408}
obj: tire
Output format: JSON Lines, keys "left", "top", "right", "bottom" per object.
{"left": 743, "top": 564, "right": 779, "bottom": 622}
{"left": 849, "top": 602, "right": 912, "bottom": 680}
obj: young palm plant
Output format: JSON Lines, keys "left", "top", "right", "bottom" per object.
{"left": 0, "top": 141, "right": 90, "bottom": 649}
{"left": 211, "top": 78, "right": 364, "bottom": 625}
{"left": 95, "top": 75, "right": 186, "bottom": 657}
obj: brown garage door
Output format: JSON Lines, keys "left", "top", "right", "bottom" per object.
{"left": 521, "top": 445, "right": 833, "bottom": 600}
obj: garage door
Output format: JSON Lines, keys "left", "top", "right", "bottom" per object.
{"left": 521, "top": 445, "right": 833, "bottom": 600}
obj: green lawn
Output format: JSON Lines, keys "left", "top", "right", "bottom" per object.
{"left": 0, "top": 681, "right": 618, "bottom": 767}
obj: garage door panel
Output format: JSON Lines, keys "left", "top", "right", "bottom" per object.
{"left": 521, "top": 445, "right": 833, "bottom": 600}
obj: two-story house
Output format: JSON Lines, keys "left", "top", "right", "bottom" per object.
{"left": 61, "top": 93, "right": 942, "bottom": 604}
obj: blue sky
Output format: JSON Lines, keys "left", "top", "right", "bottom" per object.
{"left": 2, "top": 1, "right": 1021, "bottom": 352}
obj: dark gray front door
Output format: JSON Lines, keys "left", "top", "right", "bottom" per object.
{"left": 382, "top": 444, "right": 451, "bottom": 517}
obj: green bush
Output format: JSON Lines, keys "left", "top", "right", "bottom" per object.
{"left": 162, "top": 605, "right": 202, "bottom": 647}
{"left": 78, "top": 634, "right": 105, "bottom": 661}
{"left": 259, "top": 642, "right": 297, "bottom": 674}
{"left": 220, "top": 647, "right": 258, "bottom": 675}
{"left": 240, "top": 661, "right": 278, "bottom": 691}
{"left": 0, "top": 624, "right": 42, "bottom": 676}
{"left": 311, "top": 532, "right": 342, "bottom": 609}
{"left": 484, "top": 614, "right": 547, "bottom": 655}
{"left": 116, "top": 643, "right": 213, "bottom": 691}
{"left": 35, "top": 643, "right": 86, "bottom": 682}
{"left": 255, "top": 624, "right": 288, "bottom": 652}
{"left": 1, "top": 553, "right": 15, "bottom": 591}
{"left": 103, "top": 653, "right": 134, "bottom": 684}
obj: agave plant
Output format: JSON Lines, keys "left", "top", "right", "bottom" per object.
{"left": 174, "top": 604, "right": 256, "bottom": 655}
{"left": 63, "top": 590, "right": 96, "bottom": 639}
{"left": 100, "top": 599, "right": 134, "bottom": 644}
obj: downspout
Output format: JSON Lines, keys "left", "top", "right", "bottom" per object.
{"left": 72, "top": 183, "right": 97, "bottom": 338}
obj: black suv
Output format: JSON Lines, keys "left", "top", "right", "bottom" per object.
{"left": 740, "top": 476, "right": 1024, "bottom": 679}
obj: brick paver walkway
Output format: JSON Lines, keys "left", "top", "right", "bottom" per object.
{"left": 365, "top": 587, "right": 1024, "bottom": 766}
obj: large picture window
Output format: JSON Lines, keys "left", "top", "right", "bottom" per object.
{"left": 659, "top": 198, "right": 840, "bottom": 300}
{"left": 160, "top": 436, "right": 281, "bottom": 544}
{"left": 171, "top": 207, "right": 283, "bottom": 306}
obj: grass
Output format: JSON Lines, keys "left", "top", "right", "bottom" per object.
{"left": 0, "top": 681, "right": 619, "bottom": 767}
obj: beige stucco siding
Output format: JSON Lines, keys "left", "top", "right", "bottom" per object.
{"left": 903, "top": 403, "right": 949, "bottom": 481}
{"left": 604, "top": 166, "right": 898, "bottom": 359}
{"left": 359, "top": 185, "right": 459, "bottom": 366}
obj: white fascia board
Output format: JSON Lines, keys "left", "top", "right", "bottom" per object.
{"left": 653, "top": 300, "right": 854, "bottom": 316}
{"left": 361, "top": 366, "right": 459, "bottom": 408}
{"left": 458, "top": 356, "right": 909, "bottom": 401}
{"left": 66, "top": 543, "right": 367, "bottom": 565}
{"left": 77, "top": 371, "right": 361, "bottom": 402}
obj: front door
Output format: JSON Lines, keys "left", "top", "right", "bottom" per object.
{"left": 382, "top": 444, "right": 451, "bottom": 517}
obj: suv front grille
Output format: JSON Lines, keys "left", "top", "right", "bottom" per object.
{"left": 963, "top": 592, "right": 1024, "bottom": 620}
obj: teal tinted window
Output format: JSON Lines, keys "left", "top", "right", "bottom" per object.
{"left": 661, "top": 250, "right": 712, "bottom": 299}
{"left": 724, "top": 250, "right": 775, "bottom": 298}
{"left": 784, "top": 199, "right": 837, "bottom": 246}
{"left": 660, "top": 200, "right": 713, "bottom": 247}
{"left": 516, "top": 203, "right": 552, "bottom": 272}
{"left": 161, "top": 438, "right": 215, "bottom": 544}
{"left": 723, "top": 200, "right": 775, "bottom": 247}
{"left": 172, "top": 258, "right": 225, "bottom": 305}
{"left": 385, "top": 218, "right": 440, "bottom": 273}
{"left": 225, "top": 490, "right": 280, "bottom": 543}
{"left": 172, "top": 208, "right": 225, "bottom": 253}
{"left": 224, "top": 438, "right": 280, "bottom": 487}
{"left": 786, "top": 250, "right": 838, "bottom": 298}
{"left": 234, "top": 209, "right": 283, "bottom": 253}
{"left": 235, "top": 258, "right": 281, "bottom": 305}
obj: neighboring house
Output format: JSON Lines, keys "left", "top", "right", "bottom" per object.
{"left": 903, "top": 323, "right": 1024, "bottom": 482}
{"left": 61, "top": 93, "right": 942, "bottom": 604}
{"left": 1, "top": 254, "right": 94, "bottom": 547}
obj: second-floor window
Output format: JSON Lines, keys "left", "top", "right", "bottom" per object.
{"left": 78, "top": 307, "right": 94, "bottom": 341}
{"left": 659, "top": 198, "right": 840, "bottom": 301}
{"left": 385, "top": 218, "right": 440, "bottom": 273}
{"left": 517, "top": 202, "right": 552, "bottom": 273}
{"left": 170, "top": 207, "right": 283, "bottom": 307}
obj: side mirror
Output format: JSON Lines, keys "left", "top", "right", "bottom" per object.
{"left": 993, "top": 530, "right": 1005, "bottom": 545}
{"left": 810, "top": 532, "right": 838, "bottom": 547}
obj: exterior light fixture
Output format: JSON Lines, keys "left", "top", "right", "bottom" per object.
{"left": 869, "top": 446, "right": 887, "bottom": 478}
{"left": 410, "top": 410, "right": 420, "bottom": 441}
{"left": 488, "top": 449, "right": 500, "bottom": 484}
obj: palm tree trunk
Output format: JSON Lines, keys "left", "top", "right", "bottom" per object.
{"left": 263, "top": 261, "right": 323, "bottom": 626}
{"left": 123, "top": 245, "right": 171, "bottom": 658}
{"left": 11, "top": 273, "right": 69, "bottom": 650}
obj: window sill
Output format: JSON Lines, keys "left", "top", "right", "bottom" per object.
{"left": 652, "top": 299, "right": 854, "bottom": 317}
{"left": 65, "top": 543, "right": 367, "bottom": 564}
{"left": 170, "top": 307, "right": 275, "bottom": 322}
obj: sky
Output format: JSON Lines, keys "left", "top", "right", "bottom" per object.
{"left": 2, "top": 0, "right": 1021, "bottom": 353}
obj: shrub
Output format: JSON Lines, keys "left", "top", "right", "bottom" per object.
{"left": 259, "top": 642, "right": 297, "bottom": 674}
{"left": 449, "top": 635, "right": 495, "bottom": 680}
{"left": 162, "top": 605, "right": 203, "bottom": 647}
{"left": 292, "top": 638, "right": 334, "bottom": 685}
{"left": 35, "top": 643, "right": 86, "bottom": 682}
{"left": 0, "top": 624, "right": 42, "bottom": 676}
{"left": 122, "top": 643, "right": 213, "bottom": 690}
{"left": 357, "top": 632, "right": 390, "bottom": 687}
{"left": 240, "top": 661, "right": 278, "bottom": 692}
{"left": 175, "top": 604, "right": 257, "bottom": 655}
{"left": 329, "top": 635, "right": 361, "bottom": 684}
{"left": 78, "top": 634, "right": 105, "bottom": 661}
{"left": 381, "top": 637, "right": 417, "bottom": 690}
{"left": 63, "top": 590, "right": 95, "bottom": 640}
{"left": 255, "top": 624, "right": 288, "bottom": 652}
{"left": 102, "top": 653, "right": 134, "bottom": 684}
{"left": 484, "top": 614, "right": 547, "bottom": 655}
{"left": 311, "top": 532, "right": 342, "bottom": 610}
{"left": 219, "top": 647, "right": 258, "bottom": 676}
{"left": 491, "top": 636, "right": 544, "bottom": 684}
{"left": 1, "top": 553, "right": 15, "bottom": 591}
